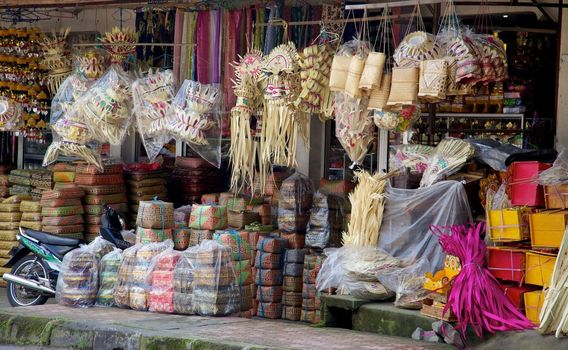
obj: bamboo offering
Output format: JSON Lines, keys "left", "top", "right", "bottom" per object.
{"left": 539, "top": 227, "right": 568, "bottom": 337}
{"left": 342, "top": 170, "right": 396, "bottom": 247}
{"left": 420, "top": 137, "right": 475, "bottom": 187}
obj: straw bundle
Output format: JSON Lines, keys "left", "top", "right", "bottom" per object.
{"left": 342, "top": 170, "right": 396, "bottom": 247}
{"left": 420, "top": 138, "right": 474, "bottom": 187}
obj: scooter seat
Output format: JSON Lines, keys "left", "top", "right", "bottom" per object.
{"left": 24, "top": 229, "right": 82, "bottom": 246}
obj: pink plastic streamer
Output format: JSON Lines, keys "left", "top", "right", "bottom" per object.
{"left": 430, "top": 222, "right": 535, "bottom": 338}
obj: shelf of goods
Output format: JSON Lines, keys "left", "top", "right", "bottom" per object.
{"left": 413, "top": 113, "right": 525, "bottom": 147}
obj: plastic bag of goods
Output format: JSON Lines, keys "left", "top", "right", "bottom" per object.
{"left": 278, "top": 173, "right": 314, "bottom": 234}
{"left": 56, "top": 247, "right": 99, "bottom": 307}
{"left": 173, "top": 248, "right": 196, "bottom": 314}
{"left": 96, "top": 248, "right": 123, "bottom": 306}
{"left": 148, "top": 249, "right": 182, "bottom": 313}
{"left": 305, "top": 192, "right": 349, "bottom": 249}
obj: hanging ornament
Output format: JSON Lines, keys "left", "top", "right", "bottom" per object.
{"left": 99, "top": 27, "right": 138, "bottom": 65}
{"left": 39, "top": 28, "right": 72, "bottom": 94}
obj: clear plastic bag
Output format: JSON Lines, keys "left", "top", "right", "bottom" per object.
{"left": 420, "top": 138, "right": 475, "bottom": 187}
{"left": 467, "top": 139, "right": 527, "bottom": 172}
{"left": 56, "top": 245, "right": 99, "bottom": 308}
{"left": 173, "top": 248, "right": 195, "bottom": 315}
{"left": 305, "top": 192, "right": 348, "bottom": 249}
{"left": 43, "top": 73, "right": 102, "bottom": 169}
{"left": 148, "top": 249, "right": 182, "bottom": 313}
{"left": 378, "top": 181, "right": 472, "bottom": 273}
{"left": 96, "top": 248, "right": 123, "bottom": 307}
{"left": 538, "top": 147, "right": 568, "bottom": 185}
{"left": 78, "top": 65, "right": 134, "bottom": 145}
{"left": 114, "top": 243, "right": 142, "bottom": 308}
{"left": 167, "top": 80, "right": 222, "bottom": 168}
{"left": 316, "top": 246, "right": 399, "bottom": 301}
{"left": 334, "top": 92, "right": 374, "bottom": 166}
{"left": 376, "top": 258, "right": 431, "bottom": 309}
{"left": 174, "top": 205, "right": 193, "bottom": 225}
{"left": 191, "top": 240, "right": 239, "bottom": 316}
{"left": 132, "top": 70, "right": 175, "bottom": 162}
{"left": 278, "top": 173, "right": 314, "bottom": 234}
{"left": 0, "top": 97, "right": 23, "bottom": 131}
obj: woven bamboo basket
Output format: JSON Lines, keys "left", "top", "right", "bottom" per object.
{"left": 359, "top": 52, "right": 386, "bottom": 91}
{"left": 228, "top": 210, "right": 260, "bottom": 229}
{"left": 329, "top": 55, "right": 351, "bottom": 92}
{"left": 418, "top": 58, "right": 448, "bottom": 102}
{"left": 283, "top": 306, "right": 302, "bottom": 321}
{"left": 0, "top": 221, "right": 20, "bottom": 230}
{"left": 43, "top": 224, "right": 85, "bottom": 234}
{"left": 0, "top": 230, "right": 18, "bottom": 241}
{"left": 136, "top": 200, "right": 175, "bottom": 229}
{"left": 0, "top": 203, "right": 21, "bottom": 212}
{"left": 387, "top": 66, "right": 419, "bottom": 106}
{"left": 368, "top": 73, "right": 392, "bottom": 110}
{"left": 41, "top": 188, "right": 85, "bottom": 200}
{"left": 20, "top": 200, "right": 41, "bottom": 212}
{"left": 344, "top": 56, "right": 366, "bottom": 98}
{"left": 0, "top": 212, "right": 21, "bottom": 222}
{"left": 0, "top": 240, "right": 18, "bottom": 250}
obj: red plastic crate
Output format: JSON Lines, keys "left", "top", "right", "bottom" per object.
{"left": 509, "top": 161, "right": 551, "bottom": 207}
{"left": 487, "top": 247, "right": 527, "bottom": 283}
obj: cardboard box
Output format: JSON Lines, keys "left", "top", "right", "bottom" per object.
{"left": 524, "top": 289, "right": 545, "bottom": 324}
{"left": 487, "top": 208, "right": 532, "bottom": 241}
{"left": 500, "top": 283, "right": 539, "bottom": 311}
{"left": 544, "top": 184, "right": 568, "bottom": 209}
{"left": 525, "top": 251, "right": 557, "bottom": 287}
{"left": 487, "top": 247, "right": 527, "bottom": 283}
{"left": 529, "top": 210, "right": 568, "bottom": 248}
{"left": 509, "top": 161, "right": 551, "bottom": 207}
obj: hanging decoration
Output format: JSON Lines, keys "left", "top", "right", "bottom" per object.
{"left": 99, "top": 27, "right": 138, "bottom": 65}
{"left": 76, "top": 49, "right": 108, "bottom": 80}
{"left": 132, "top": 69, "right": 175, "bottom": 162}
{"left": 39, "top": 27, "right": 72, "bottom": 94}
{"left": 0, "top": 96, "right": 22, "bottom": 131}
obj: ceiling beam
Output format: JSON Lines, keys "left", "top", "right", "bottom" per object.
{"left": 345, "top": 0, "right": 568, "bottom": 10}
{"left": 531, "top": 0, "right": 555, "bottom": 22}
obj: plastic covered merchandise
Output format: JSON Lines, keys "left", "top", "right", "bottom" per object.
{"left": 378, "top": 181, "right": 472, "bottom": 274}
{"left": 389, "top": 144, "right": 434, "bottom": 173}
{"left": 467, "top": 139, "right": 527, "bottom": 172}
{"left": 305, "top": 192, "right": 348, "bottom": 249}
{"left": 334, "top": 92, "right": 374, "bottom": 166}
{"left": 78, "top": 65, "right": 134, "bottom": 145}
{"left": 0, "top": 97, "right": 23, "bottom": 131}
{"left": 167, "top": 80, "right": 222, "bottom": 168}
{"left": 148, "top": 249, "right": 182, "bottom": 313}
{"left": 489, "top": 183, "right": 511, "bottom": 210}
{"left": 278, "top": 173, "right": 314, "bottom": 234}
{"left": 56, "top": 246, "right": 99, "bottom": 308}
{"left": 132, "top": 70, "right": 175, "bottom": 162}
{"left": 96, "top": 248, "right": 123, "bottom": 307}
{"left": 43, "top": 73, "right": 101, "bottom": 169}
{"left": 114, "top": 244, "right": 142, "bottom": 308}
{"left": 376, "top": 258, "right": 431, "bottom": 309}
{"left": 191, "top": 240, "right": 239, "bottom": 316}
{"left": 538, "top": 147, "right": 568, "bottom": 185}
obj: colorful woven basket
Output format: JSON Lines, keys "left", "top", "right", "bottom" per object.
{"left": 41, "top": 188, "right": 85, "bottom": 200}
{"left": 257, "top": 286, "right": 283, "bottom": 303}
{"left": 255, "top": 251, "right": 284, "bottom": 269}
{"left": 42, "top": 205, "right": 84, "bottom": 217}
{"left": 80, "top": 184, "right": 126, "bottom": 195}
{"left": 75, "top": 174, "right": 125, "bottom": 186}
{"left": 84, "top": 193, "right": 127, "bottom": 205}
{"left": 188, "top": 205, "right": 227, "bottom": 231}
{"left": 136, "top": 200, "right": 175, "bottom": 229}
{"left": 255, "top": 268, "right": 283, "bottom": 287}
{"left": 257, "top": 302, "right": 283, "bottom": 319}
{"left": 135, "top": 227, "right": 174, "bottom": 244}
{"left": 43, "top": 224, "right": 84, "bottom": 234}
{"left": 282, "top": 291, "right": 303, "bottom": 307}
{"left": 76, "top": 163, "right": 123, "bottom": 175}
{"left": 40, "top": 198, "right": 82, "bottom": 208}
{"left": 256, "top": 236, "right": 287, "bottom": 254}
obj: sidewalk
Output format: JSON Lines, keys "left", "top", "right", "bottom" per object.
{"left": 0, "top": 303, "right": 449, "bottom": 350}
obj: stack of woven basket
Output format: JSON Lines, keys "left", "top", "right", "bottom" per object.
{"left": 282, "top": 248, "right": 307, "bottom": 321}
{"left": 8, "top": 169, "right": 32, "bottom": 198}
{"left": 188, "top": 204, "right": 227, "bottom": 247}
{"left": 169, "top": 157, "right": 227, "bottom": 207}
{"left": 51, "top": 163, "right": 77, "bottom": 188}
{"left": 75, "top": 163, "right": 127, "bottom": 242}
{"left": 136, "top": 200, "right": 175, "bottom": 244}
{"left": 0, "top": 174, "right": 8, "bottom": 199}
{"left": 245, "top": 223, "right": 273, "bottom": 316}
{"left": 254, "top": 236, "right": 287, "bottom": 319}
{"left": 124, "top": 168, "right": 169, "bottom": 229}
{"left": 29, "top": 170, "right": 53, "bottom": 200}
{"left": 0, "top": 196, "right": 24, "bottom": 284}
{"left": 41, "top": 187, "right": 85, "bottom": 240}
{"left": 173, "top": 206, "right": 191, "bottom": 250}
{"left": 20, "top": 199, "right": 42, "bottom": 231}
{"left": 192, "top": 240, "right": 239, "bottom": 316}
{"left": 215, "top": 230, "right": 253, "bottom": 317}
{"left": 301, "top": 253, "right": 325, "bottom": 324}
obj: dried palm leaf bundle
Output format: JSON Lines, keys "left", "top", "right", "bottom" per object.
{"left": 39, "top": 28, "right": 72, "bottom": 94}
{"left": 539, "top": 227, "right": 568, "bottom": 337}
{"left": 99, "top": 27, "right": 138, "bottom": 65}
{"left": 79, "top": 65, "right": 134, "bottom": 145}
{"left": 334, "top": 92, "right": 374, "bottom": 166}
{"left": 132, "top": 69, "right": 175, "bottom": 162}
{"left": 342, "top": 170, "right": 395, "bottom": 247}
{"left": 229, "top": 49, "right": 266, "bottom": 194}
{"left": 420, "top": 138, "right": 475, "bottom": 187}
{"left": 261, "top": 42, "right": 307, "bottom": 168}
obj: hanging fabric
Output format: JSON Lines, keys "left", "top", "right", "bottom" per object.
{"left": 173, "top": 9, "right": 184, "bottom": 85}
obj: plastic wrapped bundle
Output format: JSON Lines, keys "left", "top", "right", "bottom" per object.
{"left": 306, "top": 192, "right": 348, "bottom": 249}
{"left": 191, "top": 240, "right": 239, "bottom": 316}
{"left": 278, "top": 173, "right": 314, "bottom": 234}
{"left": 173, "top": 249, "right": 195, "bottom": 314}
{"left": 114, "top": 244, "right": 142, "bottom": 308}
{"left": 148, "top": 250, "right": 181, "bottom": 313}
{"left": 96, "top": 248, "right": 123, "bottom": 306}
{"left": 56, "top": 246, "right": 99, "bottom": 307}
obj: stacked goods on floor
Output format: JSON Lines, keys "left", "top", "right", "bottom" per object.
{"left": 173, "top": 206, "right": 191, "bottom": 250}
{"left": 278, "top": 173, "right": 314, "bottom": 235}
{"left": 96, "top": 249, "right": 123, "bottom": 306}
{"left": 486, "top": 160, "right": 559, "bottom": 324}
{"left": 50, "top": 163, "right": 77, "bottom": 190}
{"left": 173, "top": 249, "right": 195, "bottom": 314}
{"left": 226, "top": 195, "right": 261, "bottom": 229}
{"left": 20, "top": 199, "right": 42, "bottom": 231}
{"left": 422, "top": 255, "right": 462, "bottom": 322}
{"left": 169, "top": 157, "right": 226, "bottom": 207}
{"left": 215, "top": 230, "right": 253, "bottom": 317}
{"left": 0, "top": 174, "right": 8, "bottom": 198}
{"left": 245, "top": 223, "right": 273, "bottom": 316}
{"left": 148, "top": 250, "right": 181, "bottom": 313}
{"left": 282, "top": 248, "right": 307, "bottom": 321}
{"left": 30, "top": 169, "right": 53, "bottom": 200}
{"left": 0, "top": 195, "right": 24, "bottom": 285}
{"left": 306, "top": 191, "right": 349, "bottom": 249}
{"left": 136, "top": 200, "right": 175, "bottom": 244}
{"left": 255, "top": 236, "right": 287, "bottom": 319}
{"left": 8, "top": 169, "right": 32, "bottom": 198}
{"left": 124, "top": 164, "right": 169, "bottom": 229}
{"left": 114, "top": 240, "right": 172, "bottom": 310}
{"left": 192, "top": 240, "right": 239, "bottom": 316}
{"left": 75, "top": 163, "right": 127, "bottom": 242}
{"left": 41, "top": 187, "right": 85, "bottom": 240}
{"left": 188, "top": 203, "right": 228, "bottom": 247}
{"left": 301, "top": 253, "right": 324, "bottom": 324}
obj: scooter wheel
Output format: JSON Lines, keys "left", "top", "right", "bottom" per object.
{"left": 7, "top": 255, "right": 50, "bottom": 307}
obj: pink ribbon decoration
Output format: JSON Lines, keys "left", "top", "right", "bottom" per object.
{"left": 430, "top": 223, "right": 535, "bottom": 340}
